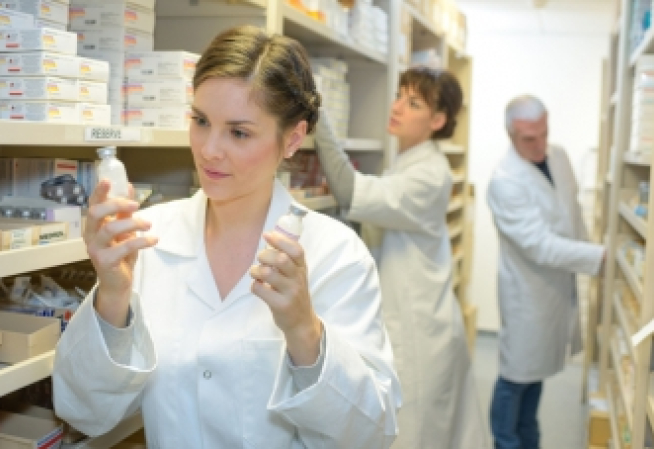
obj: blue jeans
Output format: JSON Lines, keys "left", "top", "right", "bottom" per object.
{"left": 490, "top": 377, "right": 543, "bottom": 449}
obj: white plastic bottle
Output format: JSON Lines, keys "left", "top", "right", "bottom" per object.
{"left": 270, "top": 204, "right": 308, "bottom": 244}
{"left": 97, "top": 146, "right": 129, "bottom": 199}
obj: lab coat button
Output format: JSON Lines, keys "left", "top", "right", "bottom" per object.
{"left": 203, "top": 370, "right": 212, "bottom": 379}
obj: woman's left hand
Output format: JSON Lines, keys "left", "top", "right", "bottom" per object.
{"left": 250, "top": 231, "right": 322, "bottom": 366}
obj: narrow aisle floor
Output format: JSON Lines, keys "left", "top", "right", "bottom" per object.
{"left": 473, "top": 334, "right": 587, "bottom": 449}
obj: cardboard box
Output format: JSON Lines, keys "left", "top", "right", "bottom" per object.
{"left": 77, "top": 28, "right": 153, "bottom": 55}
{"left": 125, "top": 78, "right": 193, "bottom": 106}
{"left": 0, "top": 100, "right": 78, "bottom": 123}
{"left": 78, "top": 79, "right": 107, "bottom": 103}
{"left": 0, "top": 52, "right": 79, "bottom": 78}
{"left": 69, "top": 4, "right": 155, "bottom": 34}
{"left": 78, "top": 56, "right": 109, "bottom": 81}
{"left": 1, "top": 0, "right": 68, "bottom": 25}
{"left": 588, "top": 408, "right": 610, "bottom": 446}
{"left": 0, "top": 76, "right": 78, "bottom": 101}
{"left": 0, "top": 28, "right": 77, "bottom": 55}
{"left": 0, "top": 410, "right": 64, "bottom": 448}
{"left": 1, "top": 197, "right": 82, "bottom": 239}
{"left": 125, "top": 51, "right": 199, "bottom": 80}
{"left": 0, "top": 8, "right": 35, "bottom": 29}
{"left": 0, "top": 219, "right": 68, "bottom": 248}
{"left": 35, "top": 18, "right": 66, "bottom": 31}
{"left": 125, "top": 105, "right": 190, "bottom": 129}
{"left": 77, "top": 102, "right": 110, "bottom": 125}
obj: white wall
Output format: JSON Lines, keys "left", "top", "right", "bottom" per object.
{"left": 466, "top": 32, "right": 608, "bottom": 331}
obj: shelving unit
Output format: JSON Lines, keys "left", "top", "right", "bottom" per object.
{"left": 0, "top": 0, "right": 473, "bottom": 447}
{"left": 588, "top": 0, "right": 654, "bottom": 447}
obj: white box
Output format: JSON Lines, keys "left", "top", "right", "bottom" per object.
{"left": 1, "top": 0, "right": 68, "bottom": 25}
{"left": 0, "top": 8, "right": 35, "bottom": 29}
{"left": 0, "top": 76, "right": 78, "bottom": 101}
{"left": 35, "top": 18, "right": 67, "bottom": 31}
{"left": 125, "top": 106, "right": 190, "bottom": 129}
{"left": 0, "top": 410, "right": 64, "bottom": 449}
{"left": 0, "top": 52, "right": 79, "bottom": 78}
{"left": 0, "top": 100, "right": 78, "bottom": 122}
{"left": 69, "top": 4, "right": 155, "bottom": 34}
{"left": 78, "top": 56, "right": 109, "bottom": 81}
{"left": 0, "top": 28, "right": 77, "bottom": 55}
{"left": 125, "top": 51, "right": 200, "bottom": 80}
{"left": 0, "top": 196, "right": 82, "bottom": 237}
{"left": 126, "top": 78, "right": 193, "bottom": 106}
{"left": 72, "top": 0, "right": 154, "bottom": 10}
{"left": 78, "top": 79, "right": 107, "bottom": 103}
{"left": 0, "top": 312, "right": 60, "bottom": 362}
{"left": 77, "top": 102, "right": 111, "bottom": 125}
{"left": 77, "top": 28, "right": 153, "bottom": 55}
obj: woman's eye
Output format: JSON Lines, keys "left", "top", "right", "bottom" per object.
{"left": 410, "top": 101, "right": 420, "bottom": 108}
{"left": 191, "top": 116, "right": 209, "bottom": 127}
{"left": 231, "top": 128, "right": 250, "bottom": 139}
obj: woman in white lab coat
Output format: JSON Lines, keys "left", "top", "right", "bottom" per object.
{"left": 314, "top": 67, "right": 487, "bottom": 448}
{"left": 53, "top": 25, "right": 401, "bottom": 448}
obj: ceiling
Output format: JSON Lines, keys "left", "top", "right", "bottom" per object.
{"left": 457, "top": 0, "right": 616, "bottom": 35}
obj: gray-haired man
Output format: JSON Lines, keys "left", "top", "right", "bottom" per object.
{"left": 486, "top": 95, "right": 605, "bottom": 449}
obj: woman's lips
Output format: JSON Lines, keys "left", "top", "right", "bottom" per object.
{"left": 389, "top": 117, "right": 400, "bottom": 127}
{"left": 203, "top": 168, "right": 231, "bottom": 180}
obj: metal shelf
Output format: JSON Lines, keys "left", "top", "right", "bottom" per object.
{"left": 447, "top": 197, "right": 464, "bottom": 214}
{"left": 62, "top": 414, "right": 144, "bottom": 449}
{"left": 0, "top": 350, "right": 55, "bottom": 397}
{"left": 616, "top": 250, "right": 644, "bottom": 304}
{"left": 618, "top": 202, "right": 647, "bottom": 240}
{"left": 630, "top": 28, "right": 654, "bottom": 67}
{"left": 0, "top": 239, "right": 87, "bottom": 278}
{"left": 610, "top": 335, "right": 633, "bottom": 429}
{"left": 623, "top": 151, "right": 651, "bottom": 167}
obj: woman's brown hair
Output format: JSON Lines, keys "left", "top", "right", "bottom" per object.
{"left": 399, "top": 66, "right": 463, "bottom": 140}
{"left": 194, "top": 25, "right": 321, "bottom": 135}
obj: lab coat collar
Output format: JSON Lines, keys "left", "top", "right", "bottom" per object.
{"left": 155, "top": 179, "right": 296, "bottom": 259}
{"left": 394, "top": 139, "right": 438, "bottom": 172}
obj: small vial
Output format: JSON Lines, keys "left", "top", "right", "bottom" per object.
{"left": 97, "top": 146, "right": 129, "bottom": 199}
{"left": 30, "top": 208, "right": 47, "bottom": 220}
{"left": 272, "top": 204, "right": 308, "bottom": 242}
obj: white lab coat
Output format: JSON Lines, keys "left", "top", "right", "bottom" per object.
{"left": 487, "top": 145, "right": 604, "bottom": 383}
{"left": 53, "top": 180, "right": 401, "bottom": 448}
{"left": 348, "top": 140, "right": 487, "bottom": 449}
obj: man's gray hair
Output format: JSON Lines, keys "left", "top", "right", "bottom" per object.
{"left": 505, "top": 95, "right": 547, "bottom": 134}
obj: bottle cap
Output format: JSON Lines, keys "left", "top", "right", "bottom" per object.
{"left": 289, "top": 204, "right": 308, "bottom": 218}
{"left": 97, "top": 146, "right": 117, "bottom": 159}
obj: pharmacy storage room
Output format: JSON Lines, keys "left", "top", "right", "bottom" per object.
{"left": 0, "top": 0, "right": 644, "bottom": 447}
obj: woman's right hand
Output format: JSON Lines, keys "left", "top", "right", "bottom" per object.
{"left": 85, "top": 181, "right": 158, "bottom": 327}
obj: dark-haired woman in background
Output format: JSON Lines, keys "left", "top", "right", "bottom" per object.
{"left": 315, "top": 67, "right": 487, "bottom": 448}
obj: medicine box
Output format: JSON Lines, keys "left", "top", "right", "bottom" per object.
{"left": 0, "top": 76, "right": 78, "bottom": 101}
{"left": 1, "top": 0, "right": 69, "bottom": 25}
{"left": 0, "top": 8, "right": 35, "bottom": 30}
{"left": 69, "top": 4, "right": 155, "bottom": 34}
{"left": 0, "top": 100, "right": 78, "bottom": 123}
{"left": 3, "top": 158, "right": 78, "bottom": 199}
{"left": 124, "top": 105, "right": 190, "bottom": 129}
{"left": 0, "top": 219, "right": 69, "bottom": 249}
{"left": 78, "top": 56, "right": 109, "bottom": 81}
{"left": 0, "top": 196, "right": 82, "bottom": 238}
{"left": 0, "top": 410, "right": 64, "bottom": 449}
{"left": 71, "top": 0, "right": 155, "bottom": 10}
{"left": 125, "top": 51, "right": 200, "bottom": 79}
{"left": 0, "top": 311, "right": 59, "bottom": 361}
{"left": 77, "top": 102, "right": 111, "bottom": 125}
{"left": 0, "top": 52, "right": 79, "bottom": 78}
{"left": 126, "top": 78, "right": 193, "bottom": 106}
{"left": 77, "top": 28, "right": 153, "bottom": 55}
{"left": 78, "top": 79, "right": 107, "bottom": 103}
{"left": 35, "top": 18, "right": 66, "bottom": 31}
{"left": 0, "top": 28, "right": 77, "bottom": 55}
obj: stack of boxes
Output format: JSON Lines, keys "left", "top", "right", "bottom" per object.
{"left": 124, "top": 51, "right": 198, "bottom": 128}
{"left": 630, "top": 56, "right": 654, "bottom": 157}
{"left": 371, "top": 7, "right": 388, "bottom": 55}
{"left": 399, "top": 8, "right": 412, "bottom": 66}
{"left": 348, "top": 0, "right": 377, "bottom": 54}
{"left": 311, "top": 57, "right": 349, "bottom": 139}
{"left": 0, "top": 2, "right": 110, "bottom": 124}
{"left": 69, "top": 0, "right": 156, "bottom": 125}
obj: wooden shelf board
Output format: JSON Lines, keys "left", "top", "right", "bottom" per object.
{"left": 613, "top": 293, "right": 637, "bottom": 364}
{"left": 448, "top": 225, "right": 463, "bottom": 240}
{"left": 447, "top": 197, "right": 464, "bottom": 214}
{"left": 0, "top": 350, "right": 54, "bottom": 397}
{"left": 630, "top": 28, "right": 654, "bottom": 67}
{"left": 623, "top": 151, "right": 651, "bottom": 166}
{"left": 63, "top": 414, "right": 144, "bottom": 449}
{"left": 618, "top": 202, "right": 647, "bottom": 240}
{"left": 607, "top": 377, "right": 624, "bottom": 449}
{"left": 452, "top": 173, "right": 465, "bottom": 184}
{"left": 616, "top": 250, "right": 644, "bottom": 304}
{"left": 0, "top": 239, "right": 88, "bottom": 278}
{"left": 404, "top": 2, "right": 442, "bottom": 39}
{"left": 283, "top": 5, "right": 387, "bottom": 65}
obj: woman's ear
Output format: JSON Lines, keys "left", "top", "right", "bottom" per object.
{"left": 284, "top": 120, "right": 308, "bottom": 159}
{"left": 430, "top": 111, "right": 447, "bottom": 133}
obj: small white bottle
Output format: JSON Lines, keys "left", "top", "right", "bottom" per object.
{"left": 97, "top": 146, "right": 129, "bottom": 199}
{"left": 271, "top": 204, "right": 308, "bottom": 243}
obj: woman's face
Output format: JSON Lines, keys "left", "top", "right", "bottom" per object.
{"left": 190, "top": 77, "right": 305, "bottom": 203}
{"left": 388, "top": 85, "right": 445, "bottom": 145}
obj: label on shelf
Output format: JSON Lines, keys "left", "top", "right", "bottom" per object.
{"left": 84, "top": 126, "right": 141, "bottom": 142}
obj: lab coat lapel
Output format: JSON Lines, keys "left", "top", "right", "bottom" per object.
{"left": 506, "top": 146, "right": 556, "bottom": 197}
{"left": 393, "top": 140, "right": 437, "bottom": 173}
